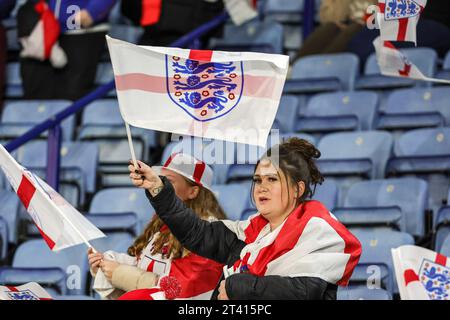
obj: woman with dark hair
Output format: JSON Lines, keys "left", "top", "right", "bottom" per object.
{"left": 128, "top": 138, "right": 362, "bottom": 300}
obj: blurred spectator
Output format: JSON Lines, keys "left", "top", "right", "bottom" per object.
{"left": 294, "top": 0, "right": 377, "bottom": 60}
{"left": 348, "top": 0, "right": 450, "bottom": 66}
{"left": 121, "top": 0, "right": 224, "bottom": 46}
{"left": 18, "top": 0, "right": 117, "bottom": 101}
{"left": 0, "top": 0, "right": 16, "bottom": 113}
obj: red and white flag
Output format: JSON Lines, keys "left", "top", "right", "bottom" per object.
{"left": 377, "top": 0, "right": 427, "bottom": 44}
{"left": 392, "top": 245, "right": 449, "bottom": 300}
{"left": 19, "top": 0, "right": 67, "bottom": 68}
{"left": 106, "top": 36, "right": 289, "bottom": 147}
{"left": 0, "top": 282, "right": 53, "bottom": 300}
{"left": 373, "top": 37, "right": 450, "bottom": 84}
{"left": 0, "top": 145, "right": 105, "bottom": 251}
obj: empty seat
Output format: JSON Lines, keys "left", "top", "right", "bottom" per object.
{"left": 263, "top": 0, "right": 304, "bottom": 23}
{"left": 272, "top": 95, "right": 301, "bottom": 133}
{"left": 5, "top": 62, "right": 23, "bottom": 98}
{"left": 435, "top": 50, "right": 450, "bottom": 82}
{"left": 0, "top": 190, "right": 20, "bottom": 245}
{"left": 387, "top": 128, "right": 450, "bottom": 215}
{"left": 377, "top": 87, "right": 450, "bottom": 130}
{"left": 335, "top": 178, "right": 428, "bottom": 239}
{"left": 1, "top": 100, "right": 75, "bottom": 141}
{"left": 210, "top": 19, "right": 284, "bottom": 54}
{"left": 85, "top": 212, "right": 139, "bottom": 237}
{"left": 435, "top": 191, "right": 450, "bottom": 253}
{"left": 439, "top": 234, "right": 450, "bottom": 257}
{"left": 351, "top": 227, "right": 414, "bottom": 294}
{"left": 0, "top": 217, "right": 7, "bottom": 260}
{"left": 15, "top": 140, "right": 99, "bottom": 208}
{"left": 337, "top": 286, "right": 392, "bottom": 300}
{"left": 317, "top": 131, "right": 393, "bottom": 204}
{"left": 286, "top": 53, "right": 359, "bottom": 93}
{"left": 107, "top": 24, "right": 143, "bottom": 44}
{"left": 10, "top": 239, "right": 88, "bottom": 295}
{"left": 78, "top": 99, "right": 156, "bottom": 187}
{"left": 356, "top": 47, "right": 438, "bottom": 90}
{"left": 296, "top": 91, "right": 378, "bottom": 133}
{"left": 89, "top": 188, "right": 154, "bottom": 234}
{"left": 312, "top": 179, "right": 338, "bottom": 211}
{"left": 90, "top": 232, "right": 135, "bottom": 255}
{"left": 211, "top": 184, "right": 250, "bottom": 220}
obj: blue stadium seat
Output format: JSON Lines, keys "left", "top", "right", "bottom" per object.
{"left": 90, "top": 232, "right": 135, "bottom": 254}
{"left": 78, "top": 99, "right": 156, "bottom": 187}
{"left": 387, "top": 128, "right": 450, "bottom": 215}
{"left": 439, "top": 234, "right": 450, "bottom": 257}
{"left": 334, "top": 178, "right": 428, "bottom": 238}
{"left": 435, "top": 190, "right": 450, "bottom": 253}
{"left": 6, "top": 27, "right": 19, "bottom": 52}
{"left": 356, "top": 48, "right": 438, "bottom": 90}
{"left": 337, "top": 286, "right": 392, "bottom": 300}
{"left": 94, "top": 63, "right": 116, "bottom": 97}
{"left": 15, "top": 140, "right": 99, "bottom": 208}
{"left": 209, "top": 19, "right": 284, "bottom": 54}
{"left": 0, "top": 267, "right": 67, "bottom": 295}
{"left": 286, "top": 53, "right": 359, "bottom": 93}
{"left": 0, "top": 190, "right": 20, "bottom": 245}
{"left": 296, "top": 91, "right": 378, "bottom": 133}
{"left": 5, "top": 63, "right": 23, "bottom": 98}
{"left": 435, "top": 51, "right": 450, "bottom": 82}
{"left": 272, "top": 95, "right": 301, "bottom": 133}
{"left": 1, "top": 100, "right": 75, "bottom": 141}
{"left": 85, "top": 212, "right": 139, "bottom": 237}
{"left": 10, "top": 239, "right": 89, "bottom": 295}
{"left": 0, "top": 217, "right": 7, "bottom": 261}
{"left": 211, "top": 184, "right": 251, "bottom": 220}
{"left": 312, "top": 179, "right": 338, "bottom": 211}
{"left": 108, "top": 24, "right": 143, "bottom": 44}
{"left": 263, "top": 0, "right": 304, "bottom": 23}
{"left": 89, "top": 188, "right": 154, "bottom": 234}
{"left": 350, "top": 227, "right": 414, "bottom": 294}
{"left": 377, "top": 88, "right": 450, "bottom": 130}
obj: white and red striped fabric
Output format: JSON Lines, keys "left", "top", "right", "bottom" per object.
{"left": 392, "top": 245, "right": 449, "bottom": 300}
{"left": 221, "top": 200, "right": 362, "bottom": 285}
{"left": 377, "top": 0, "right": 427, "bottom": 44}
{"left": 373, "top": 36, "right": 426, "bottom": 79}
{"left": 106, "top": 36, "right": 289, "bottom": 147}
{"left": 19, "top": 0, "right": 67, "bottom": 68}
{"left": 0, "top": 282, "right": 53, "bottom": 300}
{"left": 0, "top": 145, "right": 105, "bottom": 251}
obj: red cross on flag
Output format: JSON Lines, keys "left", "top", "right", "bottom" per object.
{"left": 0, "top": 145, "right": 105, "bottom": 251}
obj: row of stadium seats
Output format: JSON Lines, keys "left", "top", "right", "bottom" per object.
{"left": 4, "top": 48, "right": 450, "bottom": 99}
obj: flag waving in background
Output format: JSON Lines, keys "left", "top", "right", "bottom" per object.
{"left": 0, "top": 282, "right": 53, "bottom": 300}
{"left": 377, "top": 0, "right": 427, "bottom": 44}
{"left": 392, "top": 245, "right": 450, "bottom": 300}
{"left": 107, "top": 36, "right": 289, "bottom": 147}
{"left": 0, "top": 145, "right": 105, "bottom": 251}
{"left": 373, "top": 37, "right": 450, "bottom": 84}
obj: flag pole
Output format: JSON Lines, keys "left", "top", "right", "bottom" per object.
{"left": 125, "top": 122, "right": 138, "bottom": 169}
{"left": 424, "top": 77, "right": 450, "bottom": 85}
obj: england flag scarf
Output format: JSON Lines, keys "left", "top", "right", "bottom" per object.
{"left": 222, "top": 200, "right": 362, "bottom": 285}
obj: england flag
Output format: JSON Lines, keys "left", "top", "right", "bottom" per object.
{"left": 106, "top": 36, "right": 289, "bottom": 147}
{"left": 392, "top": 245, "right": 449, "bottom": 300}
{"left": 0, "top": 282, "right": 53, "bottom": 300}
{"left": 377, "top": 0, "right": 427, "bottom": 44}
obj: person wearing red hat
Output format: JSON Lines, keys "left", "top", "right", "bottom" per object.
{"left": 129, "top": 138, "right": 362, "bottom": 300}
{"left": 88, "top": 153, "right": 226, "bottom": 300}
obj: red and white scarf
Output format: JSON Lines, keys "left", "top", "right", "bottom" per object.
{"left": 222, "top": 200, "right": 362, "bottom": 286}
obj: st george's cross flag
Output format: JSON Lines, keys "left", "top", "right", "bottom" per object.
{"left": 377, "top": 0, "right": 427, "bottom": 45}
{"left": 0, "top": 282, "right": 53, "bottom": 300}
{"left": 0, "top": 145, "right": 105, "bottom": 251}
{"left": 392, "top": 245, "right": 450, "bottom": 300}
{"left": 373, "top": 37, "right": 450, "bottom": 84}
{"left": 106, "top": 36, "right": 289, "bottom": 147}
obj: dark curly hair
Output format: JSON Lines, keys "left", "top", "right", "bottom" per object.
{"left": 252, "top": 137, "right": 325, "bottom": 207}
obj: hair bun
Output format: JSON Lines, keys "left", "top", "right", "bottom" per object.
{"left": 285, "top": 137, "right": 321, "bottom": 159}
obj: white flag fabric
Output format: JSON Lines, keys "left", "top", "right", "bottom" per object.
{"left": 377, "top": 0, "right": 427, "bottom": 45}
{"left": 223, "top": 0, "right": 258, "bottom": 26}
{"left": 373, "top": 36, "right": 426, "bottom": 79}
{"left": 0, "top": 145, "right": 105, "bottom": 251}
{"left": 107, "top": 36, "right": 289, "bottom": 147}
{"left": 0, "top": 282, "right": 53, "bottom": 300}
{"left": 373, "top": 37, "right": 450, "bottom": 84}
{"left": 392, "top": 245, "right": 450, "bottom": 300}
